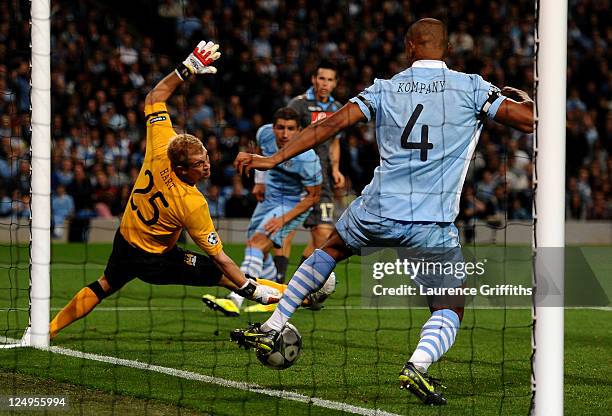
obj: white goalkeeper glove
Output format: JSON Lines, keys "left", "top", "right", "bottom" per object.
{"left": 176, "top": 40, "right": 221, "bottom": 80}
{"left": 237, "top": 279, "right": 281, "bottom": 305}
{"left": 253, "top": 283, "right": 282, "bottom": 305}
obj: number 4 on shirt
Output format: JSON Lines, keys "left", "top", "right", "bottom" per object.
{"left": 400, "top": 104, "right": 432, "bottom": 161}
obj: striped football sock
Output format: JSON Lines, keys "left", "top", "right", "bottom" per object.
{"left": 240, "top": 247, "right": 264, "bottom": 278}
{"left": 260, "top": 254, "right": 278, "bottom": 281}
{"left": 262, "top": 249, "right": 336, "bottom": 332}
{"left": 408, "top": 309, "right": 460, "bottom": 372}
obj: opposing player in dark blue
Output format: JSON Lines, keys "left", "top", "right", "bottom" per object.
{"left": 231, "top": 18, "right": 533, "bottom": 405}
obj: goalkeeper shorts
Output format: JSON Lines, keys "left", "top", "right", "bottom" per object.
{"left": 104, "top": 230, "right": 223, "bottom": 290}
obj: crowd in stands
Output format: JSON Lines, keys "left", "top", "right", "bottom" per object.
{"left": 0, "top": 0, "right": 609, "bottom": 240}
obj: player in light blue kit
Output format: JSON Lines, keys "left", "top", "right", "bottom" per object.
{"left": 231, "top": 19, "right": 533, "bottom": 405}
{"left": 203, "top": 107, "right": 323, "bottom": 316}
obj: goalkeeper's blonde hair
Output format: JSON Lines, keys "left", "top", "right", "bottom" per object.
{"left": 167, "top": 134, "right": 205, "bottom": 169}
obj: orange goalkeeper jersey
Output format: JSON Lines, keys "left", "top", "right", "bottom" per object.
{"left": 120, "top": 102, "right": 222, "bottom": 256}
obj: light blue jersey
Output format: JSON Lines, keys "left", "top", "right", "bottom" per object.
{"left": 349, "top": 60, "right": 506, "bottom": 222}
{"left": 256, "top": 124, "right": 322, "bottom": 205}
{"left": 247, "top": 124, "right": 322, "bottom": 248}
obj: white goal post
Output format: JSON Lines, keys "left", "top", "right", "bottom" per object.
{"left": 533, "top": 0, "right": 566, "bottom": 415}
{"left": 30, "top": 0, "right": 51, "bottom": 348}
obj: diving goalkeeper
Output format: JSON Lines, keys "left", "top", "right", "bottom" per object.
{"left": 49, "top": 41, "right": 280, "bottom": 339}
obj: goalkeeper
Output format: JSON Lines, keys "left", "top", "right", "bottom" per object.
{"left": 49, "top": 41, "right": 281, "bottom": 339}
{"left": 232, "top": 19, "right": 534, "bottom": 406}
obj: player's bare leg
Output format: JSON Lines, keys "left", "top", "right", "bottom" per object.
{"left": 273, "top": 230, "right": 295, "bottom": 283}
{"left": 300, "top": 223, "right": 334, "bottom": 261}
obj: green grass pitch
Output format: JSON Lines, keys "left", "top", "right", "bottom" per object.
{"left": 0, "top": 243, "right": 610, "bottom": 415}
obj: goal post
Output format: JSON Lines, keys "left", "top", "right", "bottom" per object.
{"left": 29, "top": 0, "right": 51, "bottom": 348}
{"left": 10, "top": 0, "right": 569, "bottom": 412}
{"left": 533, "top": 0, "right": 567, "bottom": 414}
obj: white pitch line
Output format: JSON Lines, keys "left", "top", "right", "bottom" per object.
{"left": 0, "top": 337, "right": 400, "bottom": 416}
{"left": 49, "top": 305, "right": 612, "bottom": 312}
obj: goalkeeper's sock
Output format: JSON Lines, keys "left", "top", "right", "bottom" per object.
{"left": 260, "top": 254, "right": 278, "bottom": 281}
{"left": 49, "top": 286, "right": 101, "bottom": 339}
{"left": 262, "top": 249, "right": 336, "bottom": 332}
{"left": 408, "top": 309, "right": 460, "bottom": 372}
{"left": 273, "top": 255, "right": 289, "bottom": 283}
{"left": 240, "top": 247, "right": 264, "bottom": 278}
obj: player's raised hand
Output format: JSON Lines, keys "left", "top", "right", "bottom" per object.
{"left": 501, "top": 86, "right": 531, "bottom": 102}
{"left": 183, "top": 40, "right": 221, "bottom": 75}
{"left": 234, "top": 152, "right": 276, "bottom": 176}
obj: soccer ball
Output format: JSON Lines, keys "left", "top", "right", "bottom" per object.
{"left": 256, "top": 323, "right": 302, "bottom": 370}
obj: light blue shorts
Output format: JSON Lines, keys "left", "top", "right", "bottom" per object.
{"left": 247, "top": 200, "right": 311, "bottom": 248}
{"left": 336, "top": 197, "right": 464, "bottom": 288}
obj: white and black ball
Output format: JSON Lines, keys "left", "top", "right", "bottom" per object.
{"left": 256, "top": 323, "right": 302, "bottom": 370}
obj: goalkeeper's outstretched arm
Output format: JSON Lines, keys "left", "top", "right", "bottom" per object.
{"left": 145, "top": 40, "right": 221, "bottom": 106}
{"left": 145, "top": 71, "right": 183, "bottom": 107}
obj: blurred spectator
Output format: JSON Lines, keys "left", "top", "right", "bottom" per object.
{"left": 510, "top": 197, "right": 530, "bottom": 220}
{"left": 66, "top": 163, "right": 94, "bottom": 241}
{"left": 0, "top": 188, "right": 11, "bottom": 217}
{"left": 225, "top": 176, "right": 255, "bottom": 217}
{"left": 12, "top": 159, "right": 30, "bottom": 196}
{"left": 476, "top": 170, "right": 497, "bottom": 204}
{"left": 458, "top": 186, "right": 487, "bottom": 243}
{"left": 588, "top": 191, "right": 611, "bottom": 220}
{"left": 449, "top": 22, "right": 474, "bottom": 54}
{"left": 92, "top": 171, "right": 118, "bottom": 218}
{"left": 0, "top": 0, "right": 608, "bottom": 227}
{"left": 51, "top": 184, "right": 74, "bottom": 239}
{"left": 53, "top": 158, "right": 74, "bottom": 189}
{"left": 206, "top": 184, "right": 226, "bottom": 218}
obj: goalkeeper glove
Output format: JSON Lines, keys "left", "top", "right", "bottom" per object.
{"left": 237, "top": 280, "right": 281, "bottom": 305}
{"left": 176, "top": 40, "right": 221, "bottom": 80}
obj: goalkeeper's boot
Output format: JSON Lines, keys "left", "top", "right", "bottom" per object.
{"left": 202, "top": 294, "right": 240, "bottom": 317}
{"left": 305, "top": 272, "right": 336, "bottom": 311}
{"left": 243, "top": 303, "right": 277, "bottom": 313}
{"left": 399, "top": 362, "right": 447, "bottom": 406}
{"left": 230, "top": 323, "right": 279, "bottom": 352}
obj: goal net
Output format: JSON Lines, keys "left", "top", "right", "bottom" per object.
{"left": 2, "top": 0, "right": 594, "bottom": 415}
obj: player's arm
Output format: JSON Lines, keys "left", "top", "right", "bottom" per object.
{"left": 144, "top": 41, "right": 221, "bottom": 155}
{"left": 263, "top": 184, "right": 321, "bottom": 235}
{"left": 252, "top": 146, "right": 266, "bottom": 202}
{"left": 210, "top": 250, "right": 280, "bottom": 304}
{"left": 145, "top": 41, "right": 220, "bottom": 106}
{"left": 235, "top": 102, "right": 366, "bottom": 174}
{"left": 188, "top": 222, "right": 281, "bottom": 305}
{"left": 329, "top": 138, "right": 345, "bottom": 189}
{"left": 144, "top": 72, "right": 183, "bottom": 107}
{"left": 185, "top": 202, "right": 279, "bottom": 304}
{"left": 493, "top": 87, "right": 534, "bottom": 133}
